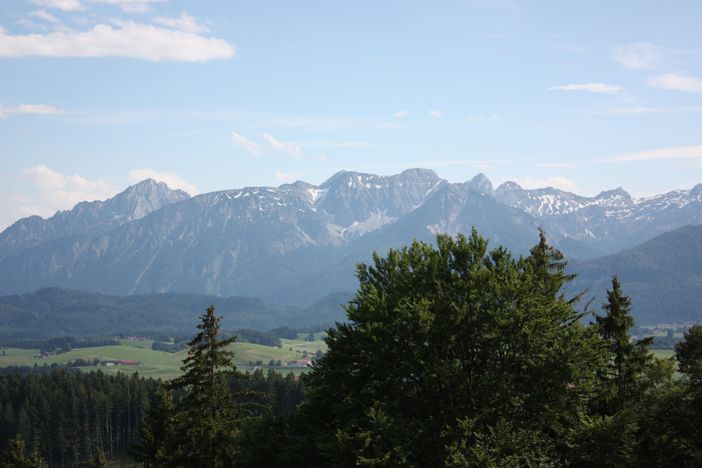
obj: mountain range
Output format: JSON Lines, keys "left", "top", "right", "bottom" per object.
{"left": 0, "top": 169, "right": 700, "bottom": 324}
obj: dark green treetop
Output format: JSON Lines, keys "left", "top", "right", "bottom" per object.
{"left": 166, "top": 305, "right": 243, "bottom": 467}
{"left": 594, "top": 275, "right": 654, "bottom": 413}
{"left": 300, "top": 230, "right": 605, "bottom": 466}
{"left": 675, "top": 325, "right": 702, "bottom": 381}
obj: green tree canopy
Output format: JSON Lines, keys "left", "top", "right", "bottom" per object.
{"left": 299, "top": 230, "right": 605, "bottom": 466}
{"left": 676, "top": 325, "right": 702, "bottom": 381}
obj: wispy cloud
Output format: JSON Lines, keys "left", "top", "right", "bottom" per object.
{"left": 550, "top": 82, "right": 621, "bottom": 94}
{"left": 428, "top": 110, "right": 442, "bottom": 118}
{"left": 392, "top": 110, "right": 408, "bottom": 118}
{"left": 231, "top": 131, "right": 260, "bottom": 156}
{"left": 511, "top": 176, "right": 578, "bottom": 192}
{"left": 0, "top": 20, "right": 235, "bottom": 62}
{"left": 89, "top": 0, "right": 165, "bottom": 13}
{"left": 612, "top": 43, "right": 662, "bottom": 69}
{"left": 605, "top": 145, "right": 702, "bottom": 163}
{"left": 534, "top": 163, "right": 574, "bottom": 168}
{"left": 29, "top": 0, "right": 84, "bottom": 11}
{"left": 465, "top": 114, "right": 499, "bottom": 122}
{"left": 154, "top": 12, "right": 208, "bottom": 33}
{"left": 647, "top": 72, "right": 702, "bottom": 93}
{"left": 29, "top": 9, "right": 61, "bottom": 23}
{"left": 263, "top": 134, "right": 303, "bottom": 158}
{"left": 3, "top": 165, "right": 121, "bottom": 226}
{"left": 602, "top": 106, "right": 702, "bottom": 115}
{"left": 128, "top": 168, "right": 198, "bottom": 194}
{"left": 293, "top": 140, "right": 377, "bottom": 149}
{"left": 0, "top": 103, "right": 67, "bottom": 118}
{"left": 274, "top": 170, "right": 296, "bottom": 182}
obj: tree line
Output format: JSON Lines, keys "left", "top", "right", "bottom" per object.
{"left": 3, "top": 230, "right": 702, "bottom": 466}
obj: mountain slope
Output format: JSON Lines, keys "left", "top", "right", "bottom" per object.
{"left": 0, "top": 170, "right": 699, "bottom": 308}
{"left": 495, "top": 181, "right": 702, "bottom": 255}
{"left": 0, "top": 288, "right": 347, "bottom": 340}
{"left": 0, "top": 179, "right": 190, "bottom": 262}
{"left": 569, "top": 225, "right": 702, "bottom": 324}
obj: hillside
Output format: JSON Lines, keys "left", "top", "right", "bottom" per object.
{"left": 569, "top": 225, "right": 702, "bottom": 324}
{"left": 0, "top": 288, "right": 348, "bottom": 340}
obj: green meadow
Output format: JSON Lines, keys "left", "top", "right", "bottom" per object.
{"left": 0, "top": 336, "right": 327, "bottom": 380}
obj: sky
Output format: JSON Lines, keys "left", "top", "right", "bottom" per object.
{"left": 1, "top": 0, "right": 702, "bottom": 229}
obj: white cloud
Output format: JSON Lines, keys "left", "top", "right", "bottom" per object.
{"left": 612, "top": 43, "right": 662, "bottom": 69}
{"left": 392, "top": 111, "right": 408, "bottom": 118}
{"left": 550, "top": 83, "right": 621, "bottom": 94}
{"left": 88, "top": 0, "right": 164, "bottom": 13}
{"left": 154, "top": 12, "right": 208, "bottom": 33}
{"left": 16, "top": 165, "right": 120, "bottom": 219}
{"left": 511, "top": 176, "right": 578, "bottom": 192}
{"left": 602, "top": 106, "right": 702, "bottom": 115}
{"left": 231, "top": 131, "right": 260, "bottom": 156}
{"left": 128, "top": 168, "right": 197, "bottom": 194}
{"left": 29, "top": 9, "right": 61, "bottom": 23}
{"left": 606, "top": 145, "right": 702, "bottom": 163}
{"left": 535, "top": 163, "right": 574, "bottom": 168}
{"left": 0, "top": 20, "right": 235, "bottom": 62}
{"left": 263, "top": 133, "right": 303, "bottom": 158}
{"left": 274, "top": 170, "right": 295, "bottom": 182}
{"left": 0, "top": 103, "right": 66, "bottom": 118}
{"left": 29, "top": 0, "right": 85, "bottom": 11}
{"left": 428, "top": 110, "right": 442, "bottom": 118}
{"left": 465, "top": 114, "right": 499, "bottom": 122}
{"left": 647, "top": 72, "right": 702, "bottom": 94}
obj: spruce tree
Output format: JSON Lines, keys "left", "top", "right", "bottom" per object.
{"left": 133, "top": 387, "right": 176, "bottom": 467}
{"left": 166, "top": 305, "right": 243, "bottom": 467}
{"left": 594, "top": 275, "right": 653, "bottom": 413}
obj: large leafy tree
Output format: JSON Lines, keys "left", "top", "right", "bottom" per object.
{"left": 298, "top": 230, "right": 604, "bottom": 466}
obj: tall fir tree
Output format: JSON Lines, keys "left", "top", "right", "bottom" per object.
{"left": 527, "top": 228, "right": 576, "bottom": 299}
{"left": 165, "top": 305, "right": 243, "bottom": 467}
{"left": 594, "top": 275, "right": 653, "bottom": 413}
{"left": 133, "top": 387, "right": 177, "bottom": 467}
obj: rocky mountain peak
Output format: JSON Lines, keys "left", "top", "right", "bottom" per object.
{"left": 108, "top": 179, "right": 190, "bottom": 221}
{"left": 495, "top": 181, "right": 523, "bottom": 195}
{"left": 595, "top": 187, "right": 632, "bottom": 202}
{"left": 467, "top": 173, "right": 494, "bottom": 194}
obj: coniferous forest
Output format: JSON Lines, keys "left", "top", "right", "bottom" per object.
{"left": 2, "top": 231, "right": 702, "bottom": 467}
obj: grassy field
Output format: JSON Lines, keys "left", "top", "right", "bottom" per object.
{"left": 0, "top": 336, "right": 328, "bottom": 380}
{"left": 652, "top": 349, "right": 675, "bottom": 359}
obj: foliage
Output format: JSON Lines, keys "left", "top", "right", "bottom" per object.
{"left": 230, "top": 329, "right": 282, "bottom": 347}
{"left": 675, "top": 325, "right": 702, "bottom": 380}
{"left": 0, "top": 370, "right": 157, "bottom": 466}
{"left": 137, "top": 305, "right": 268, "bottom": 467}
{"left": 593, "top": 276, "right": 656, "bottom": 414}
{"left": 291, "top": 230, "right": 605, "bottom": 466}
{"left": 1, "top": 435, "right": 48, "bottom": 468}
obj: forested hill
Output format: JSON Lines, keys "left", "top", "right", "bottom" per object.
{"left": 0, "top": 288, "right": 349, "bottom": 340}
{"left": 569, "top": 224, "right": 702, "bottom": 324}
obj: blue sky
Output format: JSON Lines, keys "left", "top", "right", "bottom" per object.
{"left": 1, "top": 0, "right": 701, "bottom": 229}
